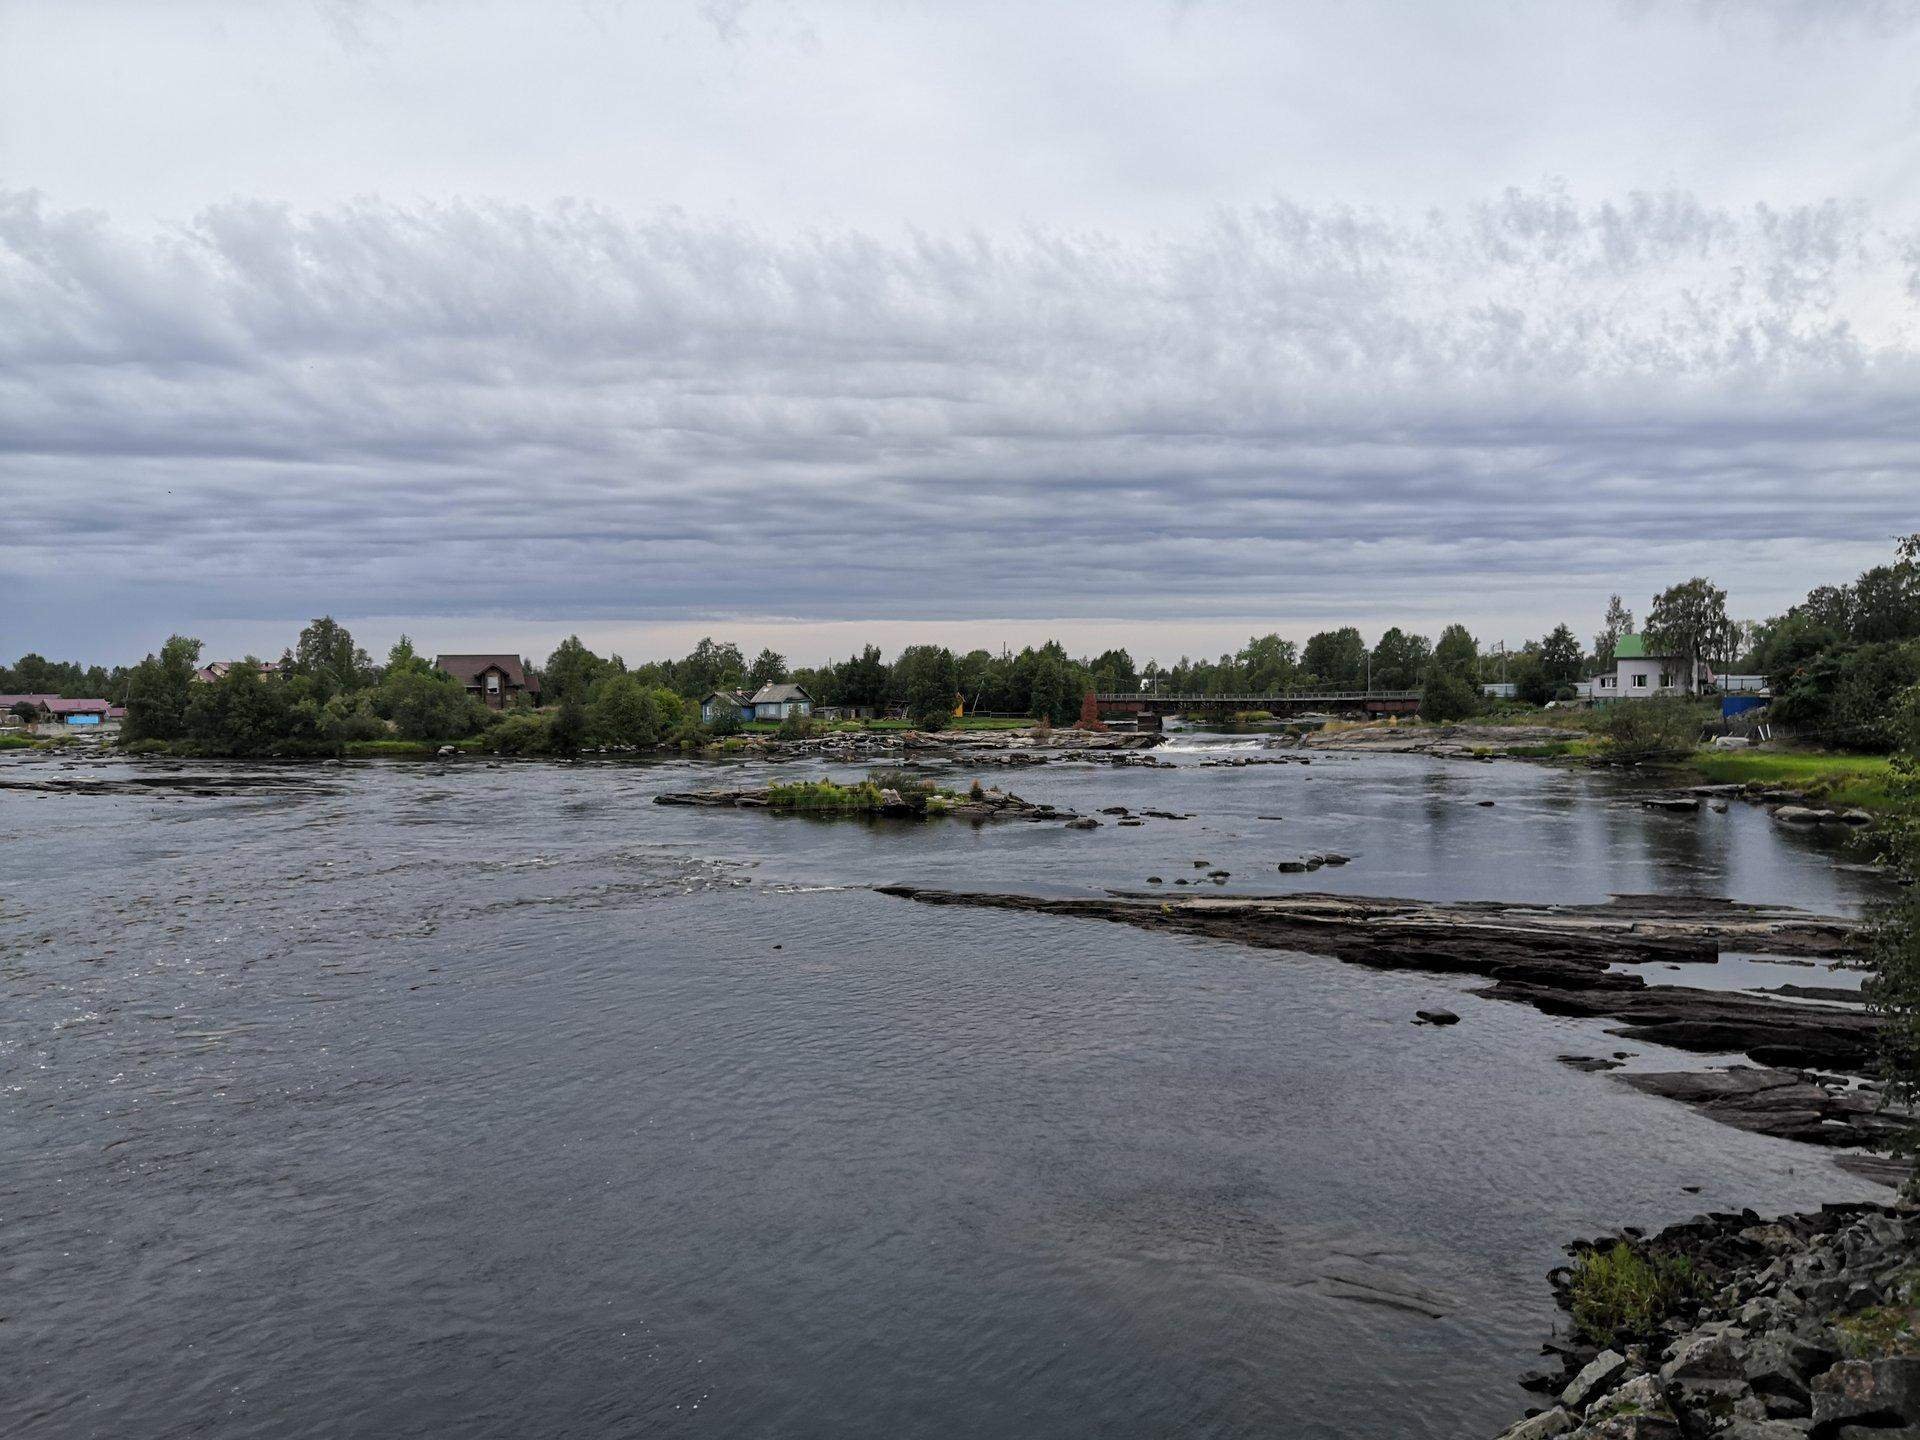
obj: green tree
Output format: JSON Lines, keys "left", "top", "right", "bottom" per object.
{"left": 747, "top": 648, "right": 788, "bottom": 689}
{"left": 893, "top": 645, "right": 959, "bottom": 729}
{"left": 123, "top": 635, "right": 203, "bottom": 742}
{"left": 1369, "top": 628, "right": 1429, "bottom": 691}
{"left": 1418, "top": 664, "right": 1478, "bottom": 722}
{"left": 1644, "top": 578, "right": 1733, "bottom": 692}
{"left": 544, "top": 635, "right": 608, "bottom": 707}
{"left": 385, "top": 634, "right": 434, "bottom": 679}
{"left": 547, "top": 699, "right": 588, "bottom": 753}
{"left": 1239, "top": 634, "right": 1302, "bottom": 692}
{"left": 672, "top": 637, "right": 747, "bottom": 700}
{"left": 1593, "top": 594, "right": 1633, "bottom": 668}
{"left": 1432, "top": 624, "right": 1478, "bottom": 678}
{"left": 288, "top": 617, "right": 369, "bottom": 703}
{"left": 832, "top": 645, "right": 890, "bottom": 710}
{"left": 1539, "top": 624, "right": 1584, "bottom": 694}
{"left": 588, "top": 675, "right": 681, "bottom": 748}
{"left": 1868, "top": 682, "right": 1920, "bottom": 1159}
{"left": 1302, "top": 627, "right": 1367, "bottom": 689}
{"left": 382, "top": 667, "right": 478, "bottom": 741}
{"left": 184, "top": 659, "right": 320, "bottom": 756}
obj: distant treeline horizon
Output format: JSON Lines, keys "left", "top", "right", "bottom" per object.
{"left": 7, "top": 536, "right": 1916, "bottom": 748}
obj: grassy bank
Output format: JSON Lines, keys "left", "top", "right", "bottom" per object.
{"left": 1686, "top": 749, "right": 1897, "bottom": 809}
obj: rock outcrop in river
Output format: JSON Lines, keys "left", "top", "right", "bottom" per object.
{"left": 877, "top": 887, "right": 1896, "bottom": 1150}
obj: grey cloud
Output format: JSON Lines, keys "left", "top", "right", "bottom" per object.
{"left": 1, "top": 186, "right": 1916, "bottom": 655}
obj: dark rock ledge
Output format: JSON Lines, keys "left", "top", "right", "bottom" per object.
{"left": 655, "top": 786, "right": 1083, "bottom": 823}
{"left": 1495, "top": 1202, "right": 1919, "bottom": 1439}
{"left": 875, "top": 887, "right": 1898, "bottom": 1151}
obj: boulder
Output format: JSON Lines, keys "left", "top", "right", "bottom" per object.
{"left": 1065, "top": 816, "right": 1100, "bottom": 830}
{"left": 1744, "top": 1333, "right": 1837, "bottom": 1417}
{"left": 1495, "top": 1409, "right": 1576, "bottom": 1440}
{"left": 1772, "top": 806, "right": 1835, "bottom": 826}
{"left": 1415, "top": 1009, "right": 1461, "bottom": 1026}
{"left": 1660, "top": 1331, "right": 1747, "bottom": 1387}
{"left": 1277, "top": 859, "right": 1312, "bottom": 872}
{"left": 1811, "top": 1357, "right": 1920, "bottom": 1431}
{"left": 1564, "top": 1351, "right": 1632, "bottom": 1410}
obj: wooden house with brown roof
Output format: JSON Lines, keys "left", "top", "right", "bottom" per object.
{"left": 435, "top": 654, "right": 537, "bottom": 710}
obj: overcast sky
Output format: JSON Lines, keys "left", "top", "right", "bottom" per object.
{"left": 3, "top": 0, "right": 1918, "bottom": 667}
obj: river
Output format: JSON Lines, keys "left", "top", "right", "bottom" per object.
{"left": 0, "top": 743, "right": 1890, "bottom": 1438}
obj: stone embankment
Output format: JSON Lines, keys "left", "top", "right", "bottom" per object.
{"left": 1496, "top": 1203, "right": 1919, "bottom": 1439}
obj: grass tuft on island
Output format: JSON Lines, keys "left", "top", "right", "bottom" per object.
{"left": 764, "top": 776, "right": 970, "bottom": 815}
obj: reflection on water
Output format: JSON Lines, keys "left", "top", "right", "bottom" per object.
{"left": 0, "top": 749, "right": 1891, "bottom": 1439}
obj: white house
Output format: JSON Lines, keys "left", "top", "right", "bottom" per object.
{"left": 1585, "top": 634, "right": 1707, "bottom": 700}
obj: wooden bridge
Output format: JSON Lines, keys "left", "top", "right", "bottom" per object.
{"left": 1095, "top": 690, "right": 1421, "bottom": 722}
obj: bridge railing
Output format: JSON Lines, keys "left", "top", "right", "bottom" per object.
{"left": 1094, "top": 691, "right": 1422, "bottom": 704}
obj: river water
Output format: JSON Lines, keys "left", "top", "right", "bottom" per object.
{"left": 0, "top": 742, "right": 1890, "bottom": 1439}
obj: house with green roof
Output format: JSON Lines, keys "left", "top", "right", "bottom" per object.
{"left": 1586, "top": 633, "right": 1702, "bottom": 701}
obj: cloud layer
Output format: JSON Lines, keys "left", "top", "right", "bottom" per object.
{"left": 3, "top": 179, "right": 1916, "bottom": 656}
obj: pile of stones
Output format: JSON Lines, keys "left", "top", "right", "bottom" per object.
{"left": 1497, "top": 1203, "right": 1919, "bottom": 1439}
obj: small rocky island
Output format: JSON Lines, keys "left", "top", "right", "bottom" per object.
{"left": 654, "top": 777, "right": 1096, "bottom": 825}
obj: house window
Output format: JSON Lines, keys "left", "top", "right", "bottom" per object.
{"left": 1632, "top": 674, "right": 1648, "bottom": 688}
{"left": 487, "top": 674, "right": 501, "bottom": 692}
{"left": 1658, "top": 672, "right": 1670, "bottom": 688}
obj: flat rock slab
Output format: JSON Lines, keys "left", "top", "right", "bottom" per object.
{"left": 877, "top": 886, "right": 1876, "bottom": 1075}
{"left": 1618, "top": 1067, "right": 1906, "bottom": 1150}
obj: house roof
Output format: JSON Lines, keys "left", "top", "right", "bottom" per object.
{"left": 750, "top": 683, "right": 812, "bottom": 704}
{"left": 1613, "top": 634, "right": 1651, "bottom": 660}
{"left": 703, "top": 689, "right": 751, "bottom": 705}
{"left": 435, "top": 654, "right": 532, "bottom": 690}
{"left": 1, "top": 694, "right": 110, "bottom": 714}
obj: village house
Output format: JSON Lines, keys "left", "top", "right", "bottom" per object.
{"left": 749, "top": 683, "right": 812, "bottom": 721}
{"left": 700, "top": 683, "right": 814, "bottom": 725}
{"left": 435, "top": 654, "right": 537, "bottom": 710}
{"left": 700, "top": 689, "right": 754, "bottom": 725}
{"left": 1576, "top": 635, "right": 1765, "bottom": 702}
{"left": 194, "top": 660, "right": 281, "bottom": 683}
{"left": 0, "top": 694, "right": 114, "bottom": 728}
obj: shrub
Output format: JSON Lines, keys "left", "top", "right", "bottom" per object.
{"left": 777, "top": 711, "right": 814, "bottom": 740}
{"left": 1419, "top": 665, "right": 1479, "bottom": 722}
{"left": 1598, "top": 697, "right": 1704, "bottom": 763}
{"left": 1568, "top": 1243, "right": 1701, "bottom": 1347}
{"left": 480, "top": 711, "right": 551, "bottom": 755}
{"left": 764, "top": 779, "right": 886, "bottom": 812}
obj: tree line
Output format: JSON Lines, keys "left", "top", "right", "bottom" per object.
{"left": 9, "top": 536, "right": 1914, "bottom": 755}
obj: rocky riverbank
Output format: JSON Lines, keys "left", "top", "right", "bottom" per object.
{"left": 877, "top": 887, "right": 1901, "bottom": 1153}
{"left": 1302, "top": 721, "right": 1581, "bottom": 758}
{"left": 1496, "top": 1201, "right": 1919, "bottom": 1439}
